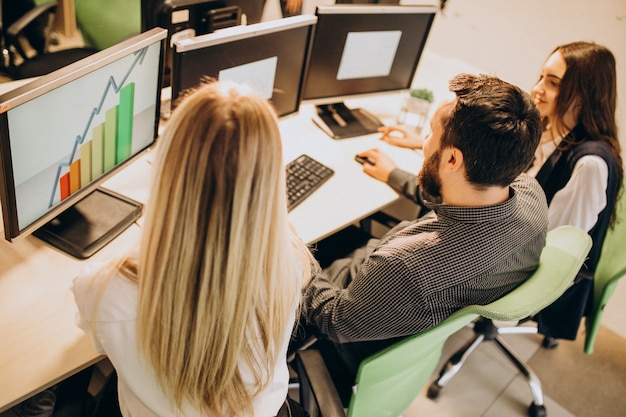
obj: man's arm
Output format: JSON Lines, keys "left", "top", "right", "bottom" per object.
{"left": 387, "top": 168, "right": 422, "bottom": 205}
{"left": 301, "top": 250, "right": 434, "bottom": 344}
{"left": 357, "top": 148, "right": 426, "bottom": 209}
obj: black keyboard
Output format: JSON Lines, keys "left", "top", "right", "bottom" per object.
{"left": 286, "top": 154, "right": 334, "bottom": 211}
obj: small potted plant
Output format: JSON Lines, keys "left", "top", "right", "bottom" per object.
{"left": 397, "top": 88, "right": 434, "bottom": 132}
{"left": 410, "top": 88, "right": 434, "bottom": 103}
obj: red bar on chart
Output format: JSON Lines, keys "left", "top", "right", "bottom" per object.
{"left": 59, "top": 172, "right": 70, "bottom": 201}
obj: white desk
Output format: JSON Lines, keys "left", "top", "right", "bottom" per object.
{"left": 285, "top": 49, "right": 484, "bottom": 243}
{"left": 0, "top": 50, "right": 480, "bottom": 412}
{"left": 283, "top": 94, "right": 424, "bottom": 244}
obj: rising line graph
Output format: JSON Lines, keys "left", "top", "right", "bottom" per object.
{"left": 47, "top": 46, "right": 148, "bottom": 208}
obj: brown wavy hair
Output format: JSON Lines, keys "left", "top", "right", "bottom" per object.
{"left": 547, "top": 41, "right": 623, "bottom": 226}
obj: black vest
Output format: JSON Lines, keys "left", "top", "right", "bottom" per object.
{"left": 535, "top": 125, "right": 619, "bottom": 274}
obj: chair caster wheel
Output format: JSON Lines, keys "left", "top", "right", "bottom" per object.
{"left": 528, "top": 402, "right": 547, "bottom": 417}
{"left": 542, "top": 336, "right": 559, "bottom": 349}
{"left": 426, "top": 382, "right": 441, "bottom": 399}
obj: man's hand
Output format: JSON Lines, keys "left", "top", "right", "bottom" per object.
{"left": 356, "top": 148, "right": 399, "bottom": 183}
{"left": 283, "top": 0, "right": 302, "bottom": 15}
{"left": 378, "top": 125, "right": 424, "bottom": 149}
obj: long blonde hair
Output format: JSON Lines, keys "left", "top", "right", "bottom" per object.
{"left": 123, "top": 80, "right": 309, "bottom": 415}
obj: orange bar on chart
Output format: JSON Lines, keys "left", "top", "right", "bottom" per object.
{"left": 59, "top": 172, "right": 70, "bottom": 201}
{"left": 69, "top": 159, "right": 81, "bottom": 194}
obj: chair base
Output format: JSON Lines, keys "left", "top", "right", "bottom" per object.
{"left": 427, "top": 318, "right": 547, "bottom": 417}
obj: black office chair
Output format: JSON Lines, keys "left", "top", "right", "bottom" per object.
{"left": 0, "top": 0, "right": 97, "bottom": 79}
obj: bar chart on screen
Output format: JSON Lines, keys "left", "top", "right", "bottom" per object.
{"left": 49, "top": 49, "right": 145, "bottom": 207}
{"left": 5, "top": 41, "right": 160, "bottom": 233}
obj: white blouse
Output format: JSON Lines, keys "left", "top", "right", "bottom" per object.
{"left": 528, "top": 138, "right": 609, "bottom": 233}
{"left": 73, "top": 263, "right": 299, "bottom": 417}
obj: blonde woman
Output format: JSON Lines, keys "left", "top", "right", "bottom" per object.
{"left": 73, "top": 80, "right": 314, "bottom": 416}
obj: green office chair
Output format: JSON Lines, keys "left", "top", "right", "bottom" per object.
{"left": 74, "top": 0, "right": 142, "bottom": 51}
{"left": 296, "top": 305, "right": 477, "bottom": 417}
{"left": 426, "top": 226, "right": 594, "bottom": 417}
{"left": 296, "top": 225, "right": 592, "bottom": 417}
{"left": 584, "top": 184, "right": 626, "bottom": 354}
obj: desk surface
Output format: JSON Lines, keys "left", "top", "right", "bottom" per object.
{"left": 0, "top": 50, "right": 481, "bottom": 412}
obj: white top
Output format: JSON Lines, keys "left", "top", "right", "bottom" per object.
{"left": 72, "top": 262, "right": 297, "bottom": 417}
{"left": 528, "top": 139, "right": 609, "bottom": 233}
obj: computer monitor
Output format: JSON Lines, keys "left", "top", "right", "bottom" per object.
{"left": 170, "top": 14, "right": 317, "bottom": 118}
{"left": 0, "top": 27, "right": 167, "bottom": 258}
{"left": 302, "top": 4, "right": 437, "bottom": 139}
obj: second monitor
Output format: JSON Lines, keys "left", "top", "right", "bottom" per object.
{"left": 302, "top": 4, "right": 438, "bottom": 139}
{"left": 170, "top": 15, "right": 317, "bottom": 118}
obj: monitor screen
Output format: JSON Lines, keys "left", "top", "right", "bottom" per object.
{"left": 299, "top": 4, "right": 437, "bottom": 139}
{"left": 171, "top": 14, "right": 317, "bottom": 117}
{"left": 302, "top": 4, "right": 437, "bottom": 102}
{"left": 0, "top": 28, "right": 167, "bottom": 257}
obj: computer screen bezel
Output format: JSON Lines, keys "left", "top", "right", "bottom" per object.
{"left": 170, "top": 14, "right": 317, "bottom": 118}
{"left": 0, "top": 27, "right": 167, "bottom": 242}
{"left": 301, "top": 4, "right": 438, "bottom": 105}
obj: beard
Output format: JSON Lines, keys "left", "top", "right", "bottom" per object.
{"left": 417, "top": 150, "right": 442, "bottom": 199}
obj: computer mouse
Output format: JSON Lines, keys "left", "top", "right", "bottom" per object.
{"left": 355, "top": 155, "right": 375, "bottom": 165}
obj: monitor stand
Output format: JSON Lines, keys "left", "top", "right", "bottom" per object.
{"left": 33, "top": 188, "right": 143, "bottom": 259}
{"left": 312, "top": 102, "right": 384, "bottom": 139}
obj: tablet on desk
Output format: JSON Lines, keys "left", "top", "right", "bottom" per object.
{"left": 312, "top": 103, "right": 383, "bottom": 139}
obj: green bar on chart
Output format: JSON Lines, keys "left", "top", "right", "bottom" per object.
{"left": 80, "top": 140, "right": 92, "bottom": 186}
{"left": 91, "top": 124, "right": 104, "bottom": 179}
{"left": 104, "top": 106, "right": 117, "bottom": 171}
{"left": 116, "top": 83, "right": 134, "bottom": 163}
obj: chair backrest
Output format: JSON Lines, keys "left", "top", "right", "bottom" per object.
{"left": 585, "top": 184, "right": 626, "bottom": 354}
{"left": 348, "top": 310, "right": 476, "bottom": 417}
{"left": 347, "top": 225, "right": 591, "bottom": 417}
{"left": 4, "top": 1, "right": 55, "bottom": 61}
{"left": 0, "top": 0, "right": 99, "bottom": 79}
{"left": 461, "top": 225, "right": 592, "bottom": 322}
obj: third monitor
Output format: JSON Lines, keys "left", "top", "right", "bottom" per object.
{"left": 302, "top": 4, "right": 437, "bottom": 139}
